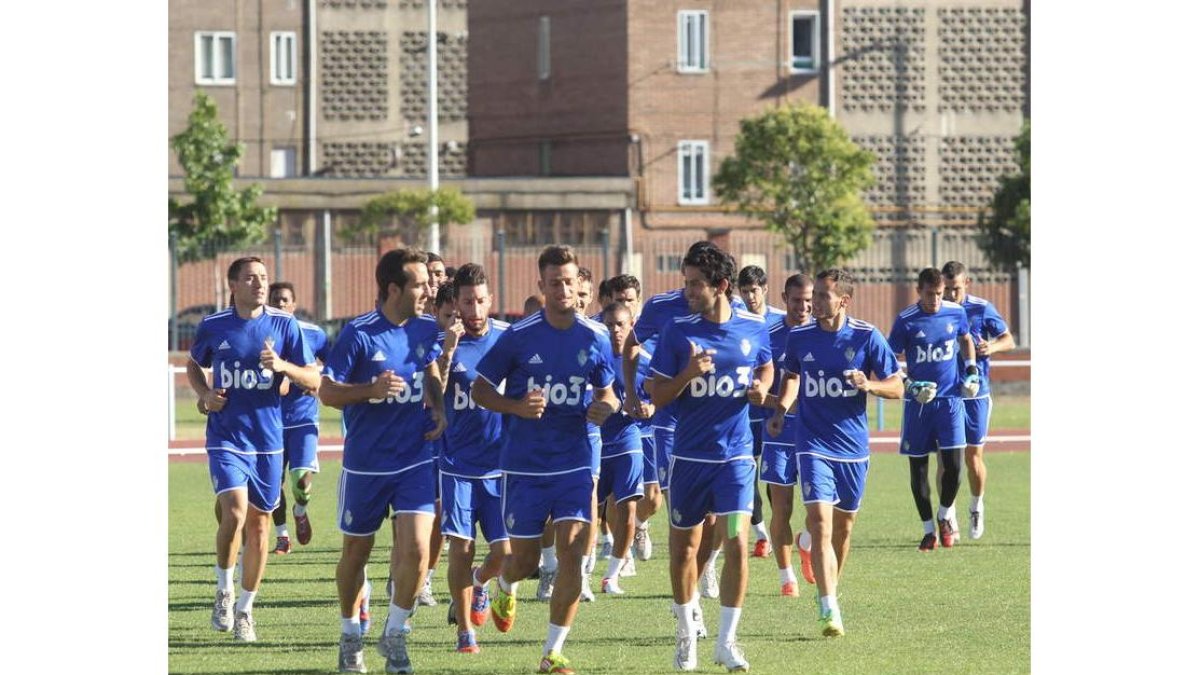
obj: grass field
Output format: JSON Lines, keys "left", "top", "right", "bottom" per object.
{"left": 170, "top": 395, "right": 1031, "bottom": 441}
{"left": 168, "top": 452, "right": 1030, "bottom": 674}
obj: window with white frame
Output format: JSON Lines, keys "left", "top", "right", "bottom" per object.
{"left": 790, "top": 12, "right": 819, "bottom": 72}
{"left": 270, "top": 147, "right": 297, "bottom": 178}
{"left": 677, "top": 11, "right": 708, "bottom": 73}
{"left": 270, "top": 32, "right": 297, "bottom": 85}
{"left": 678, "top": 140, "right": 709, "bottom": 205}
{"left": 196, "top": 31, "right": 236, "bottom": 85}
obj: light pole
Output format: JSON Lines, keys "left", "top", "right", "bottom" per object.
{"left": 427, "top": 0, "right": 440, "bottom": 254}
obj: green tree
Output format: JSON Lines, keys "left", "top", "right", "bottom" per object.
{"left": 342, "top": 187, "right": 476, "bottom": 247}
{"left": 977, "top": 121, "right": 1030, "bottom": 270}
{"left": 169, "top": 93, "right": 276, "bottom": 263}
{"left": 713, "top": 103, "right": 876, "bottom": 273}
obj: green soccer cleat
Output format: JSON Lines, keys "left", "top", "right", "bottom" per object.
{"left": 819, "top": 608, "right": 845, "bottom": 637}
{"left": 538, "top": 651, "right": 575, "bottom": 674}
{"left": 491, "top": 583, "right": 516, "bottom": 633}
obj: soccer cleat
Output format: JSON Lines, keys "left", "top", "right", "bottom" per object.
{"left": 359, "top": 580, "right": 373, "bottom": 636}
{"left": 819, "top": 608, "right": 845, "bottom": 637}
{"left": 713, "top": 641, "right": 750, "bottom": 672}
{"left": 781, "top": 581, "right": 799, "bottom": 597}
{"left": 752, "top": 538, "right": 771, "bottom": 558}
{"left": 456, "top": 630, "right": 480, "bottom": 654}
{"left": 273, "top": 535, "right": 292, "bottom": 555}
{"left": 948, "top": 516, "right": 962, "bottom": 545}
{"left": 795, "top": 534, "right": 816, "bottom": 584}
{"left": 620, "top": 554, "right": 636, "bottom": 577}
{"left": 700, "top": 562, "right": 719, "bottom": 599}
{"left": 918, "top": 532, "right": 938, "bottom": 552}
{"left": 580, "top": 579, "right": 595, "bottom": 602}
{"left": 538, "top": 651, "right": 575, "bottom": 674}
{"left": 232, "top": 611, "right": 257, "bottom": 642}
{"left": 692, "top": 604, "right": 708, "bottom": 639}
{"left": 490, "top": 583, "right": 516, "bottom": 633}
{"left": 938, "top": 519, "right": 956, "bottom": 549}
{"left": 601, "top": 577, "right": 625, "bottom": 595}
{"left": 674, "top": 626, "right": 698, "bottom": 671}
{"left": 633, "top": 525, "right": 652, "bottom": 561}
{"left": 969, "top": 509, "right": 985, "bottom": 540}
{"left": 377, "top": 625, "right": 414, "bottom": 674}
{"left": 469, "top": 576, "right": 490, "bottom": 627}
{"left": 447, "top": 600, "right": 458, "bottom": 626}
{"left": 294, "top": 507, "right": 313, "bottom": 546}
{"left": 211, "top": 590, "right": 234, "bottom": 632}
{"left": 599, "top": 539, "right": 613, "bottom": 561}
{"left": 338, "top": 632, "right": 367, "bottom": 673}
{"left": 536, "top": 566, "right": 557, "bottom": 602}
{"left": 417, "top": 578, "right": 438, "bottom": 606}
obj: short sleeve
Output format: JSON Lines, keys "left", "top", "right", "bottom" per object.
{"left": 633, "top": 301, "right": 663, "bottom": 345}
{"left": 754, "top": 323, "right": 772, "bottom": 368}
{"left": 780, "top": 330, "right": 799, "bottom": 375}
{"left": 280, "top": 317, "right": 315, "bottom": 367}
{"left": 886, "top": 319, "right": 905, "bottom": 354}
{"left": 589, "top": 336, "right": 616, "bottom": 389}
{"left": 475, "top": 328, "right": 516, "bottom": 389}
{"left": 983, "top": 304, "right": 1009, "bottom": 340}
{"left": 325, "top": 326, "right": 364, "bottom": 384}
{"left": 189, "top": 319, "right": 213, "bottom": 368}
{"left": 313, "top": 329, "right": 331, "bottom": 363}
{"left": 955, "top": 307, "right": 970, "bottom": 338}
{"left": 419, "top": 325, "right": 442, "bottom": 369}
{"left": 866, "top": 329, "right": 901, "bottom": 381}
{"left": 649, "top": 323, "right": 685, "bottom": 379}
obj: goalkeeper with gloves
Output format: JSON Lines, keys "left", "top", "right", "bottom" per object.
{"left": 886, "top": 268, "right": 978, "bottom": 552}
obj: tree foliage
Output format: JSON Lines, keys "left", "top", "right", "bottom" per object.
{"left": 977, "top": 121, "right": 1030, "bottom": 270}
{"left": 169, "top": 93, "right": 276, "bottom": 263}
{"left": 713, "top": 103, "right": 876, "bottom": 273}
{"left": 342, "top": 187, "right": 476, "bottom": 246}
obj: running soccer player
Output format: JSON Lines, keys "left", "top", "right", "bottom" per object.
{"left": 736, "top": 265, "right": 787, "bottom": 558}
{"left": 773, "top": 269, "right": 904, "bottom": 637}
{"left": 887, "top": 267, "right": 979, "bottom": 551}
{"left": 757, "top": 273, "right": 816, "bottom": 595}
{"left": 471, "top": 245, "right": 621, "bottom": 675}
{"left": 941, "top": 261, "right": 1015, "bottom": 539}
{"left": 267, "top": 282, "right": 330, "bottom": 555}
{"left": 590, "top": 278, "right": 612, "bottom": 322}
{"left": 436, "top": 264, "right": 512, "bottom": 654}
{"left": 650, "top": 244, "right": 773, "bottom": 672}
{"left": 320, "top": 248, "right": 448, "bottom": 674}
{"left": 187, "top": 257, "right": 320, "bottom": 643}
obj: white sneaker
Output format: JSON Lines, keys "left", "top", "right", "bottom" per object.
{"left": 633, "top": 525, "right": 652, "bottom": 561}
{"left": 232, "top": 610, "right": 257, "bottom": 642}
{"left": 713, "top": 641, "right": 750, "bottom": 672}
{"left": 580, "top": 577, "right": 596, "bottom": 602}
{"left": 692, "top": 604, "right": 708, "bottom": 639}
{"left": 948, "top": 516, "right": 962, "bottom": 545}
{"left": 620, "top": 555, "right": 637, "bottom": 577}
{"left": 416, "top": 579, "right": 437, "bottom": 606}
{"left": 674, "top": 625, "right": 698, "bottom": 671}
{"left": 969, "top": 509, "right": 985, "bottom": 540}
{"left": 700, "top": 563, "right": 719, "bottom": 599}
{"left": 536, "top": 566, "right": 556, "bottom": 602}
{"left": 584, "top": 555, "right": 597, "bottom": 576}
{"left": 211, "top": 589, "right": 234, "bottom": 632}
{"left": 601, "top": 577, "right": 624, "bottom": 595}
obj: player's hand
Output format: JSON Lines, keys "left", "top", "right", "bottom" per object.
{"left": 516, "top": 386, "right": 547, "bottom": 420}
{"left": 685, "top": 342, "right": 717, "bottom": 378}
{"left": 631, "top": 399, "right": 655, "bottom": 420}
{"left": 962, "top": 370, "right": 981, "bottom": 398}
{"left": 443, "top": 319, "right": 465, "bottom": 353}
{"left": 424, "top": 407, "right": 447, "bottom": 441}
{"left": 844, "top": 369, "right": 870, "bottom": 392}
{"left": 623, "top": 395, "right": 646, "bottom": 418}
{"left": 906, "top": 380, "right": 937, "bottom": 404}
{"left": 196, "top": 397, "right": 209, "bottom": 416}
{"left": 370, "top": 370, "right": 407, "bottom": 400}
{"left": 766, "top": 410, "right": 786, "bottom": 438}
{"left": 587, "top": 399, "right": 619, "bottom": 425}
{"left": 203, "top": 388, "right": 228, "bottom": 413}
{"left": 975, "top": 338, "right": 992, "bottom": 358}
{"left": 747, "top": 379, "right": 769, "bottom": 406}
{"left": 259, "top": 338, "right": 281, "bottom": 373}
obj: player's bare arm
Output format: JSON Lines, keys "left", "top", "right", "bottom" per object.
{"left": 434, "top": 319, "right": 464, "bottom": 388}
{"left": 586, "top": 384, "right": 621, "bottom": 425}
{"left": 259, "top": 340, "right": 323, "bottom": 392}
{"left": 621, "top": 332, "right": 645, "bottom": 417}
{"left": 846, "top": 370, "right": 905, "bottom": 399}
{"left": 317, "top": 371, "right": 406, "bottom": 409}
{"left": 423, "top": 360, "right": 448, "bottom": 440}
{"left": 766, "top": 370, "right": 800, "bottom": 437}
{"left": 977, "top": 330, "right": 1015, "bottom": 358}
{"left": 187, "top": 358, "right": 227, "bottom": 413}
{"left": 471, "top": 378, "right": 547, "bottom": 420}
{"left": 746, "top": 361, "right": 775, "bottom": 406}
{"left": 650, "top": 343, "right": 715, "bottom": 409}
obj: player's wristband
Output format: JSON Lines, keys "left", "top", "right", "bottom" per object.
{"left": 964, "top": 359, "right": 977, "bottom": 369}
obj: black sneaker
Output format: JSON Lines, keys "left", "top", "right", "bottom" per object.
{"left": 447, "top": 600, "right": 457, "bottom": 626}
{"left": 918, "top": 532, "right": 938, "bottom": 552}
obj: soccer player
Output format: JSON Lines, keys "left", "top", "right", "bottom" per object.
{"left": 773, "top": 269, "right": 904, "bottom": 637}
{"left": 320, "top": 248, "right": 448, "bottom": 674}
{"left": 524, "top": 294, "right": 545, "bottom": 316}
{"left": 266, "top": 282, "right": 329, "bottom": 555}
{"left": 187, "top": 257, "right": 320, "bottom": 642}
{"left": 757, "top": 273, "right": 816, "bottom": 595}
{"left": 418, "top": 259, "right": 454, "bottom": 607}
{"left": 887, "top": 267, "right": 979, "bottom": 551}
{"left": 471, "top": 245, "right": 621, "bottom": 675}
{"left": 590, "top": 278, "right": 613, "bottom": 322}
{"left": 576, "top": 266, "right": 595, "bottom": 315}
{"left": 941, "top": 261, "right": 1015, "bottom": 539}
{"left": 649, "top": 244, "right": 773, "bottom": 672}
{"left": 736, "top": 265, "right": 787, "bottom": 558}
{"left": 436, "top": 264, "right": 512, "bottom": 654}
{"left": 426, "top": 252, "right": 448, "bottom": 291}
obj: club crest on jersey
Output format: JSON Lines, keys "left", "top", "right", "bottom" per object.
{"left": 844, "top": 347, "right": 856, "bottom": 362}
{"left": 416, "top": 344, "right": 426, "bottom": 359}
{"left": 577, "top": 349, "right": 588, "bottom": 366}
{"left": 946, "top": 322, "right": 954, "bottom": 333}
{"left": 343, "top": 510, "right": 353, "bottom": 527}
{"left": 740, "top": 338, "right": 751, "bottom": 356}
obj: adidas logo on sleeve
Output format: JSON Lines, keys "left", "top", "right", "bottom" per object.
{"left": 528, "top": 354, "right": 544, "bottom": 365}
{"left": 371, "top": 350, "right": 387, "bottom": 362}
{"left": 218, "top": 340, "right": 231, "bottom": 350}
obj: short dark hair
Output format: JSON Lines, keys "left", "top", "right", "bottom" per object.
{"left": 917, "top": 267, "right": 943, "bottom": 289}
{"left": 597, "top": 278, "right": 612, "bottom": 301}
{"left": 683, "top": 243, "right": 735, "bottom": 291}
{"left": 577, "top": 266, "right": 594, "bottom": 283}
{"left": 434, "top": 282, "right": 455, "bottom": 308}
{"left": 737, "top": 265, "right": 768, "bottom": 289}
{"left": 452, "top": 263, "right": 489, "bottom": 299}
{"left": 537, "top": 245, "right": 579, "bottom": 274}
{"left": 608, "top": 273, "right": 641, "bottom": 298}
{"left": 227, "top": 256, "right": 264, "bottom": 283}
{"left": 426, "top": 252, "right": 445, "bottom": 265}
{"left": 376, "top": 247, "right": 429, "bottom": 303}
{"left": 443, "top": 265, "right": 458, "bottom": 281}
{"left": 268, "top": 281, "right": 295, "bottom": 297}
{"left": 816, "top": 269, "right": 856, "bottom": 298}
{"left": 523, "top": 294, "right": 544, "bottom": 315}
{"left": 602, "top": 301, "right": 632, "bottom": 321}
{"left": 941, "top": 261, "right": 967, "bottom": 280}
{"left": 683, "top": 241, "right": 717, "bottom": 272}
{"left": 783, "top": 273, "right": 814, "bottom": 294}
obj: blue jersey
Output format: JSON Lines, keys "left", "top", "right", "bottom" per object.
{"left": 887, "top": 301, "right": 969, "bottom": 399}
{"left": 750, "top": 307, "right": 790, "bottom": 421}
{"left": 600, "top": 347, "right": 651, "bottom": 456}
{"left": 764, "top": 316, "right": 812, "bottom": 421}
{"left": 281, "top": 320, "right": 330, "bottom": 428}
{"left": 648, "top": 309, "right": 772, "bottom": 462}
{"left": 190, "top": 306, "right": 315, "bottom": 454}
{"left": 441, "top": 319, "right": 510, "bottom": 478}
{"left": 325, "top": 310, "right": 442, "bottom": 473}
{"left": 960, "top": 294, "right": 1010, "bottom": 398}
{"left": 475, "top": 310, "right": 616, "bottom": 476}
{"left": 782, "top": 318, "right": 900, "bottom": 460}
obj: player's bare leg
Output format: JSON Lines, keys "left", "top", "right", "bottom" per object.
{"left": 669, "top": 520, "right": 704, "bottom": 669}
{"left": 714, "top": 512, "right": 751, "bottom": 670}
{"left": 602, "top": 495, "right": 638, "bottom": 593}
{"left": 418, "top": 500, "right": 443, "bottom": 606}
{"left": 767, "top": 484, "right": 798, "bottom": 594}
{"left": 698, "top": 515, "right": 720, "bottom": 598}
{"left": 806, "top": 502, "right": 844, "bottom": 636}
{"left": 831, "top": 510, "right": 858, "bottom": 579}
{"left": 965, "top": 444, "right": 987, "bottom": 538}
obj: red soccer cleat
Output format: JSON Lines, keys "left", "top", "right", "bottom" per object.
{"left": 938, "top": 519, "right": 956, "bottom": 549}
{"left": 795, "top": 535, "right": 816, "bottom": 585}
{"left": 781, "top": 581, "right": 799, "bottom": 597}
{"left": 272, "top": 535, "right": 292, "bottom": 555}
{"left": 294, "top": 508, "right": 313, "bottom": 545}
{"left": 752, "top": 538, "right": 771, "bottom": 558}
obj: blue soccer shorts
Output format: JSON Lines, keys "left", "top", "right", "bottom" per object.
{"left": 963, "top": 396, "right": 993, "bottom": 446}
{"left": 761, "top": 414, "right": 799, "bottom": 486}
{"left": 440, "top": 473, "right": 508, "bottom": 544}
{"left": 796, "top": 454, "right": 870, "bottom": 513}
{"left": 666, "top": 457, "right": 755, "bottom": 530}
{"left": 209, "top": 449, "right": 282, "bottom": 513}
{"left": 598, "top": 451, "right": 645, "bottom": 504}
{"left": 899, "top": 397, "right": 966, "bottom": 456}
{"left": 654, "top": 426, "right": 675, "bottom": 489}
{"left": 641, "top": 434, "right": 658, "bottom": 485}
{"left": 502, "top": 469, "right": 595, "bottom": 538}
{"left": 336, "top": 461, "right": 437, "bottom": 537}
{"left": 282, "top": 424, "right": 320, "bottom": 473}
{"left": 750, "top": 418, "right": 765, "bottom": 458}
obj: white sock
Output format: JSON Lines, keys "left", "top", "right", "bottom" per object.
{"left": 216, "top": 565, "right": 234, "bottom": 592}
{"left": 635, "top": 517, "right": 647, "bottom": 530}
{"left": 581, "top": 556, "right": 592, "bottom": 577}
{"left": 753, "top": 522, "right": 769, "bottom": 540}
{"left": 498, "top": 576, "right": 518, "bottom": 595}
{"left": 541, "top": 546, "right": 558, "bottom": 572}
{"left": 819, "top": 594, "right": 840, "bottom": 613}
{"left": 707, "top": 548, "right": 720, "bottom": 567}
{"left": 235, "top": 588, "right": 257, "bottom": 614}
{"left": 275, "top": 524, "right": 289, "bottom": 538}
{"left": 599, "top": 532, "right": 613, "bottom": 545}
{"left": 691, "top": 589, "right": 700, "bottom": 605}
{"left": 797, "top": 530, "right": 812, "bottom": 552}
{"left": 544, "top": 623, "right": 570, "bottom": 655}
{"left": 342, "top": 616, "right": 361, "bottom": 634}
{"left": 386, "top": 603, "right": 412, "bottom": 633}
{"left": 673, "top": 601, "right": 696, "bottom": 633}
{"left": 472, "top": 567, "right": 485, "bottom": 587}
{"left": 923, "top": 519, "right": 935, "bottom": 535}
{"left": 605, "top": 555, "right": 622, "bottom": 580}
{"left": 717, "top": 606, "right": 742, "bottom": 645}
{"left": 971, "top": 495, "right": 984, "bottom": 512}
{"left": 293, "top": 503, "right": 307, "bottom": 517}
{"left": 778, "top": 567, "right": 796, "bottom": 585}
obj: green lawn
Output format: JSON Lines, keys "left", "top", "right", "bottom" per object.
{"left": 168, "top": 453, "right": 1030, "bottom": 673}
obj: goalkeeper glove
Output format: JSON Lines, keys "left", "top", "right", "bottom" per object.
{"left": 962, "top": 363, "right": 981, "bottom": 398}
{"left": 906, "top": 380, "right": 938, "bottom": 404}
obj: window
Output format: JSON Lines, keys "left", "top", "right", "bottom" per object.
{"left": 195, "top": 31, "right": 236, "bottom": 85}
{"left": 656, "top": 254, "right": 684, "bottom": 274}
{"left": 790, "top": 12, "right": 820, "bottom": 73}
{"left": 538, "top": 140, "right": 552, "bottom": 176}
{"left": 677, "top": 11, "right": 708, "bottom": 73}
{"left": 270, "top": 147, "right": 296, "bottom": 178}
{"left": 270, "top": 32, "right": 297, "bottom": 85}
{"left": 537, "top": 16, "right": 551, "bottom": 81}
{"left": 678, "top": 140, "right": 709, "bottom": 205}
